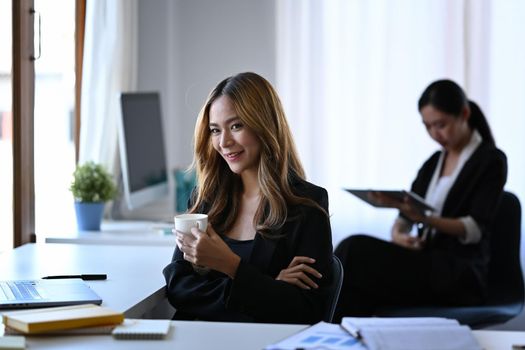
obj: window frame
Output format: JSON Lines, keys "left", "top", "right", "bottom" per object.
{"left": 12, "top": 0, "right": 35, "bottom": 247}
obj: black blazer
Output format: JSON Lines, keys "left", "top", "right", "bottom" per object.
{"left": 409, "top": 142, "right": 507, "bottom": 299}
{"left": 163, "top": 179, "right": 333, "bottom": 324}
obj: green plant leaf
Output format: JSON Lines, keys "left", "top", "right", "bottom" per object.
{"left": 69, "top": 161, "right": 118, "bottom": 203}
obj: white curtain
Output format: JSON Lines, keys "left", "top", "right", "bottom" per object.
{"left": 276, "top": 0, "right": 525, "bottom": 246}
{"left": 79, "top": 0, "right": 138, "bottom": 172}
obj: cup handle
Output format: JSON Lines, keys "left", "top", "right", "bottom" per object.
{"left": 197, "top": 221, "right": 204, "bottom": 231}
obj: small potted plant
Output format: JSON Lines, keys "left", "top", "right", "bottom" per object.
{"left": 70, "top": 161, "right": 118, "bottom": 231}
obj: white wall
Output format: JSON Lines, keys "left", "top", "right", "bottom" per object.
{"left": 137, "top": 0, "right": 276, "bottom": 171}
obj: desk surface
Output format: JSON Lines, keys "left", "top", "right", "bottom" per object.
{"left": 0, "top": 243, "right": 174, "bottom": 318}
{"left": 44, "top": 221, "right": 176, "bottom": 246}
{"left": 18, "top": 321, "right": 305, "bottom": 350}
{"left": 2, "top": 323, "right": 524, "bottom": 350}
{"left": 2, "top": 244, "right": 525, "bottom": 349}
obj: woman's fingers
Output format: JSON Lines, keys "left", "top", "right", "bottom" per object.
{"left": 289, "top": 256, "right": 316, "bottom": 267}
{"left": 176, "top": 231, "right": 193, "bottom": 242}
{"left": 281, "top": 272, "right": 317, "bottom": 289}
{"left": 177, "top": 232, "right": 199, "bottom": 261}
{"left": 279, "top": 275, "right": 309, "bottom": 289}
{"left": 277, "top": 268, "right": 320, "bottom": 289}
{"left": 300, "top": 264, "right": 322, "bottom": 278}
{"left": 176, "top": 239, "right": 192, "bottom": 252}
{"left": 288, "top": 278, "right": 310, "bottom": 290}
{"left": 293, "top": 271, "right": 318, "bottom": 289}
{"left": 279, "top": 276, "right": 308, "bottom": 289}
{"left": 286, "top": 263, "right": 322, "bottom": 279}
{"left": 275, "top": 255, "right": 324, "bottom": 289}
{"left": 183, "top": 252, "right": 195, "bottom": 264}
{"left": 394, "top": 234, "right": 422, "bottom": 250}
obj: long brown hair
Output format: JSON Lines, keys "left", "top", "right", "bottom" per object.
{"left": 190, "top": 72, "right": 325, "bottom": 238}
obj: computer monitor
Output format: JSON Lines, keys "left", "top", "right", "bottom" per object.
{"left": 118, "top": 92, "right": 169, "bottom": 210}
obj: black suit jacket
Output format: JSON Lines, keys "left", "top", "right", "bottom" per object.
{"left": 163, "top": 179, "right": 333, "bottom": 324}
{"left": 408, "top": 142, "right": 507, "bottom": 299}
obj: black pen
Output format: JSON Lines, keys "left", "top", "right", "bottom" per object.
{"left": 340, "top": 323, "right": 362, "bottom": 340}
{"left": 42, "top": 274, "right": 107, "bottom": 281}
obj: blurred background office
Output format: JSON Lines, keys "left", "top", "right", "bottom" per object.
{"left": 1, "top": 0, "right": 524, "bottom": 274}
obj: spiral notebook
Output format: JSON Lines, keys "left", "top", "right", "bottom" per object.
{"left": 112, "top": 319, "right": 171, "bottom": 340}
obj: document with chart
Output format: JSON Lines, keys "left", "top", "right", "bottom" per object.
{"left": 266, "top": 321, "right": 366, "bottom": 350}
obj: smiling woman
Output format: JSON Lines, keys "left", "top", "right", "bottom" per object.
{"left": 163, "top": 72, "right": 334, "bottom": 324}
{"left": 209, "top": 97, "right": 262, "bottom": 179}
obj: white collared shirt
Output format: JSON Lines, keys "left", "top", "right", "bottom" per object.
{"left": 425, "top": 130, "right": 482, "bottom": 244}
{"left": 396, "top": 130, "right": 483, "bottom": 244}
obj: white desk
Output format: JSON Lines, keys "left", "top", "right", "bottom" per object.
{"left": 3, "top": 322, "right": 525, "bottom": 350}
{"left": 44, "top": 220, "right": 176, "bottom": 246}
{"left": 474, "top": 330, "right": 525, "bottom": 349}
{"left": 2, "top": 244, "right": 525, "bottom": 349}
{"left": 18, "top": 321, "right": 306, "bottom": 350}
{"left": 0, "top": 243, "right": 174, "bottom": 318}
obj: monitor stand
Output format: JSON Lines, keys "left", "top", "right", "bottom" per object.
{"left": 109, "top": 175, "right": 175, "bottom": 223}
{"left": 109, "top": 192, "right": 175, "bottom": 224}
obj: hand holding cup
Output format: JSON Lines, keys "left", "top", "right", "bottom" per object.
{"left": 174, "top": 213, "right": 210, "bottom": 274}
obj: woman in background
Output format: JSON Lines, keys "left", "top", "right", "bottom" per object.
{"left": 334, "top": 79, "right": 507, "bottom": 321}
{"left": 163, "top": 72, "right": 333, "bottom": 324}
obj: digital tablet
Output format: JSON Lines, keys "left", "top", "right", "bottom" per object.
{"left": 344, "top": 189, "right": 435, "bottom": 212}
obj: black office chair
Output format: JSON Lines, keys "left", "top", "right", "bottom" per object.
{"left": 324, "top": 255, "right": 344, "bottom": 322}
{"left": 374, "top": 191, "right": 524, "bottom": 329}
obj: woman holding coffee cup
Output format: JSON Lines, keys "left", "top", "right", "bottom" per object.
{"left": 163, "top": 72, "right": 333, "bottom": 324}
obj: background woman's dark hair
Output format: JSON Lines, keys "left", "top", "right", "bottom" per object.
{"left": 418, "top": 79, "right": 495, "bottom": 146}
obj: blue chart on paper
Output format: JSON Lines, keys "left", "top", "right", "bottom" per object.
{"left": 266, "top": 322, "right": 366, "bottom": 350}
{"left": 299, "top": 331, "right": 360, "bottom": 348}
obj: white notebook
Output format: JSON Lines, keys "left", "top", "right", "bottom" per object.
{"left": 341, "top": 317, "right": 481, "bottom": 350}
{"left": 361, "top": 325, "right": 480, "bottom": 350}
{"left": 112, "top": 319, "right": 171, "bottom": 340}
{"left": 0, "top": 335, "right": 26, "bottom": 350}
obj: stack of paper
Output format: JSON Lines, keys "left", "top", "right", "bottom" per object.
{"left": 1, "top": 304, "right": 124, "bottom": 335}
{"left": 266, "top": 318, "right": 482, "bottom": 350}
{"left": 341, "top": 317, "right": 481, "bottom": 350}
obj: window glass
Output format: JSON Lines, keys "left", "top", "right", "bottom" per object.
{"left": 34, "top": 0, "right": 76, "bottom": 238}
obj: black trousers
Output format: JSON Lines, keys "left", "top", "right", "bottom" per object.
{"left": 333, "top": 234, "right": 483, "bottom": 322}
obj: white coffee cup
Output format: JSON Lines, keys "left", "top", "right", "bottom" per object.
{"left": 174, "top": 213, "right": 208, "bottom": 235}
{"left": 174, "top": 213, "right": 210, "bottom": 275}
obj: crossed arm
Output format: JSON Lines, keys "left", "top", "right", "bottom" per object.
{"left": 175, "top": 225, "right": 324, "bottom": 289}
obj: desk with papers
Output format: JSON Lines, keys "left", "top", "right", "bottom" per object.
{"left": 3, "top": 321, "right": 525, "bottom": 350}
{"left": 1, "top": 243, "right": 525, "bottom": 349}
